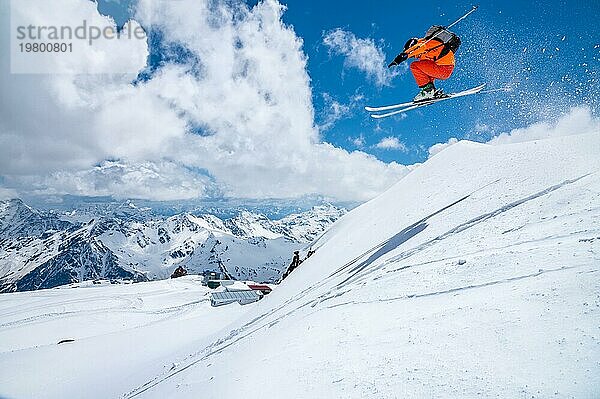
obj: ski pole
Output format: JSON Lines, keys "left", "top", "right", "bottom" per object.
{"left": 447, "top": 5, "right": 479, "bottom": 29}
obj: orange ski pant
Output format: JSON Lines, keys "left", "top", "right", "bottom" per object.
{"left": 410, "top": 60, "right": 454, "bottom": 87}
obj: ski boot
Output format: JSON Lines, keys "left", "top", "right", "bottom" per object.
{"left": 413, "top": 82, "right": 447, "bottom": 103}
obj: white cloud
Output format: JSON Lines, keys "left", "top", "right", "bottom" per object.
{"left": 10, "top": 0, "right": 148, "bottom": 74}
{"left": 0, "top": 0, "right": 410, "bottom": 202}
{"left": 322, "top": 28, "right": 398, "bottom": 87}
{"left": 0, "top": 187, "right": 18, "bottom": 200}
{"left": 349, "top": 135, "right": 366, "bottom": 148}
{"left": 0, "top": 3, "right": 148, "bottom": 177}
{"left": 375, "top": 137, "right": 407, "bottom": 151}
{"left": 487, "top": 106, "right": 600, "bottom": 145}
{"left": 319, "top": 93, "right": 351, "bottom": 131}
{"left": 27, "top": 161, "right": 217, "bottom": 201}
{"left": 428, "top": 137, "right": 459, "bottom": 158}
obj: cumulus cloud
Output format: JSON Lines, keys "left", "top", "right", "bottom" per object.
{"left": 9, "top": 0, "right": 148, "bottom": 75}
{"left": 487, "top": 106, "right": 600, "bottom": 145}
{"left": 318, "top": 93, "right": 351, "bottom": 131}
{"left": 28, "top": 161, "right": 218, "bottom": 201}
{"left": 375, "top": 137, "right": 407, "bottom": 151}
{"left": 0, "top": 0, "right": 151, "bottom": 176}
{"left": 0, "top": 0, "right": 410, "bottom": 202}
{"left": 322, "top": 28, "right": 398, "bottom": 87}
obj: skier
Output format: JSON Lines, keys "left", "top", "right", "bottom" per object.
{"left": 388, "top": 25, "right": 461, "bottom": 102}
{"left": 281, "top": 250, "right": 302, "bottom": 281}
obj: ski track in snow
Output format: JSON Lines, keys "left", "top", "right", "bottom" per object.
{"left": 336, "top": 173, "right": 593, "bottom": 288}
{"left": 315, "top": 175, "right": 594, "bottom": 307}
{"left": 0, "top": 296, "right": 208, "bottom": 331}
{"left": 323, "top": 263, "right": 593, "bottom": 309}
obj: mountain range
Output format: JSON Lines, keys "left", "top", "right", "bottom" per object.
{"left": 0, "top": 199, "right": 345, "bottom": 292}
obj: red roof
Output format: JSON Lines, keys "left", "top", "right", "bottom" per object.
{"left": 247, "top": 284, "right": 272, "bottom": 292}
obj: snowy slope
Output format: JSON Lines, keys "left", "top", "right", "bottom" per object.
{"left": 1, "top": 133, "right": 599, "bottom": 398}
{"left": 0, "top": 276, "right": 248, "bottom": 398}
{"left": 129, "top": 132, "right": 600, "bottom": 398}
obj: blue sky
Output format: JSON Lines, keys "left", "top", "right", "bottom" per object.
{"left": 1, "top": 0, "right": 598, "bottom": 205}
{"left": 97, "top": 0, "right": 599, "bottom": 166}
{"left": 280, "top": 0, "right": 599, "bottom": 163}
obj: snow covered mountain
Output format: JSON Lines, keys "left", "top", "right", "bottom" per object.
{"left": 0, "top": 220, "right": 145, "bottom": 293}
{"left": 0, "top": 199, "right": 73, "bottom": 238}
{"left": 223, "top": 205, "right": 346, "bottom": 242}
{"left": 273, "top": 205, "right": 347, "bottom": 242}
{"left": 0, "top": 203, "right": 345, "bottom": 292}
{"left": 0, "top": 133, "right": 598, "bottom": 398}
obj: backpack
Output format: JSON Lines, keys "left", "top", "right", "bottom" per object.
{"left": 424, "top": 25, "right": 461, "bottom": 59}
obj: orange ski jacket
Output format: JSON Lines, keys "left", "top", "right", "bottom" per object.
{"left": 405, "top": 38, "right": 455, "bottom": 66}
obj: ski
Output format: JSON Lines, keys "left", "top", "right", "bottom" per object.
{"left": 365, "top": 100, "right": 417, "bottom": 113}
{"left": 368, "top": 84, "right": 486, "bottom": 119}
{"left": 365, "top": 85, "right": 485, "bottom": 113}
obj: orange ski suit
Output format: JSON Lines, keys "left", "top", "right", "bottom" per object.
{"left": 405, "top": 38, "right": 455, "bottom": 87}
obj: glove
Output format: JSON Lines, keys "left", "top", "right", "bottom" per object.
{"left": 403, "top": 37, "right": 419, "bottom": 51}
{"left": 388, "top": 52, "right": 408, "bottom": 68}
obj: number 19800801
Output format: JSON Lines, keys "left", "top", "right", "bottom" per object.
{"left": 19, "top": 42, "right": 73, "bottom": 53}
